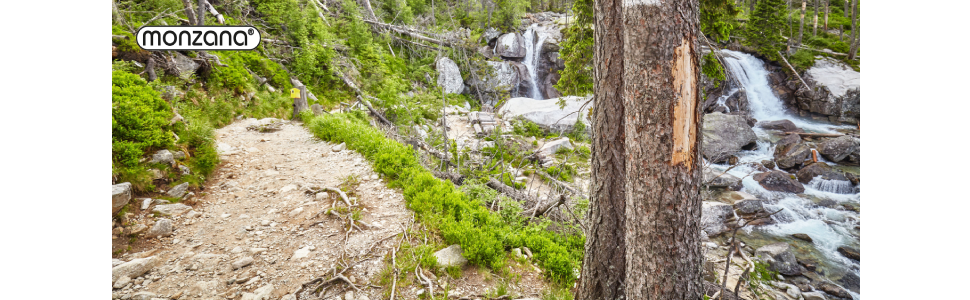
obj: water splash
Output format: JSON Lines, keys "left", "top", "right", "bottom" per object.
{"left": 808, "top": 177, "right": 858, "bottom": 194}
{"left": 522, "top": 24, "right": 548, "bottom": 100}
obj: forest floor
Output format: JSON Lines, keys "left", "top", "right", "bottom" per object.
{"left": 111, "top": 118, "right": 549, "bottom": 300}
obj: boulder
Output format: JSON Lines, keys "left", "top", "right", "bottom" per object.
{"left": 818, "top": 282, "right": 852, "bottom": 299}
{"left": 773, "top": 134, "right": 811, "bottom": 169}
{"left": 818, "top": 135, "right": 860, "bottom": 163}
{"left": 753, "top": 171, "right": 805, "bottom": 193}
{"left": 495, "top": 32, "right": 526, "bottom": 58}
{"left": 149, "top": 150, "right": 176, "bottom": 166}
{"left": 791, "top": 233, "right": 813, "bottom": 242}
{"left": 702, "top": 113, "right": 757, "bottom": 162}
{"left": 762, "top": 160, "right": 776, "bottom": 169}
{"left": 703, "top": 167, "right": 742, "bottom": 190}
{"left": 172, "top": 52, "right": 200, "bottom": 79}
{"left": 733, "top": 199, "right": 765, "bottom": 216}
{"left": 796, "top": 162, "right": 848, "bottom": 184}
{"left": 311, "top": 104, "right": 324, "bottom": 116}
{"left": 152, "top": 203, "right": 193, "bottom": 216}
{"left": 499, "top": 96, "right": 591, "bottom": 131}
{"left": 837, "top": 246, "right": 860, "bottom": 261}
{"left": 436, "top": 57, "right": 464, "bottom": 94}
{"left": 537, "top": 138, "right": 573, "bottom": 157}
{"left": 754, "top": 243, "right": 802, "bottom": 276}
{"left": 112, "top": 182, "right": 132, "bottom": 214}
{"left": 167, "top": 182, "right": 190, "bottom": 198}
{"left": 798, "top": 58, "right": 861, "bottom": 124}
{"left": 701, "top": 201, "right": 737, "bottom": 236}
{"left": 433, "top": 244, "right": 468, "bottom": 267}
{"left": 145, "top": 218, "right": 173, "bottom": 238}
{"left": 508, "top": 61, "right": 534, "bottom": 97}
{"left": 482, "top": 27, "right": 501, "bottom": 45}
{"left": 801, "top": 291, "right": 827, "bottom": 300}
{"left": 112, "top": 256, "right": 157, "bottom": 284}
{"left": 757, "top": 119, "right": 800, "bottom": 132}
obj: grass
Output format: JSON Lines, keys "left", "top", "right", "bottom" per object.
{"left": 305, "top": 112, "right": 585, "bottom": 285}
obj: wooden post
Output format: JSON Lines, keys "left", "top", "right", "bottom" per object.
{"left": 291, "top": 86, "right": 308, "bottom": 120}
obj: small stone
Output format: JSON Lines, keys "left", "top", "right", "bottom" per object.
{"left": 512, "top": 248, "right": 524, "bottom": 259}
{"left": 231, "top": 246, "right": 244, "bottom": 253}
{"left": 315, "top": 192, "right": 328, "bottom": 201}
{"left": 837, "top": 246, "right": 860, "bottom": 261}
{"left": 145, "top": 219, "right": 173, "bottom": 238}
{"left": 149, "top": 150, "right": 176, "bottom": 166}
{"left": 522, "top": 247, "right": 533, "bottom": 258}
{"left": 791, "top": 233, "right": 813, "bottom": 242}
{"left": 167, "top": 182, "right": 190, "bottom": 198}
{"left": 232, "top": 257, "right": 255, "bottom": 270}
{"left": 114, "top": 276, "right": 131, "bottom": 289}
{"left": 222, "top": 213, "right": 232, "bottom": 218}
{"left": 433, "top": 244, "right": 468, "bottom": 267}
{"left": 153, "top": 203, "right": 193, "bottom": 216}
{"left": 291, "top": 247, "right": 311, "bottom": 260}
{"left": 153, "top": 199, "right": 171, "bottom": 205}
{"left": 112, "top": 182, "right": 133, "bottom": 214}
{"left": 332, "top": 143, "right": 346, "bottom": 152}
{"left": 129, "top": 224, "right": 148, "bottom": 235}
{"left": 288, "top": 207, "right": 304, "bottom": 217}
{"left": 344, "top": 291, "right": 354, "bottom": 300}
{"left": 370, "top": 174, "right": 379, "bottom": 180}
{"left": 280, "top": 184, "right": 297, "bottom": 193}
{"left": 185, "top": 211, "right": 201, "bottom": 218}
{"left": 261, "top": 220, "right": 271, "bottom": 226}
{"left": 250, "top": 248, "right": 268, "bottom": 254}
{"left": 179, "top": 165, "right": 191, "bottom": 175}
{"left": 140, "top": 198, "right": 153, "bottom": 210}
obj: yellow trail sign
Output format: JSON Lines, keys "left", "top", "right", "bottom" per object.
{"left": 290, "top": 88, "right": 301, "bottom": 98}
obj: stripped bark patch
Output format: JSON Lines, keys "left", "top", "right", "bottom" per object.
{"left": 670, "top": 36, "right": 697, "bottom": 170}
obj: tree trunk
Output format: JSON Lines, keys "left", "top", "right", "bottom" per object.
{"left": 181, "top": 0, "right": 197, "bottom": 26}
{"left": 146, "top": 57, "right": 157, "bottom": 82}
{"left": 197, "top": 0, "right": 205, "bottom": 25}
{"left": 841, "top": 0, "right": 848, "bottom": 41}
{"left": 823, "top": 0, "right": 829, "bottom": 32}
{"left": 848, "top": 0, "right": 859, "bottom": 60}
{"left": 619, "top": 0, "right": 704, "bottom": 299}
{"left": 292, "top": 85, "right": 308, "bottom": 120}
{"left": 798, "top": 0, "right": 806, "bottom": 45}
{"left": 576, "top": 0, "right": 626, "bottom": 297}
{"left": 812, "top": 0, "right": 818, "bottom": 35}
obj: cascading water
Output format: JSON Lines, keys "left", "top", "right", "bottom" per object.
{"left": 522, "top": 24, "right": 547, "bottom": 100}
{"left": 714, "top": 50, "right": 861, "bottom": 299}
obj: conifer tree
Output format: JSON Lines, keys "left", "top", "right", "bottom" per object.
{"left": 744, "top": 0, "right": 787, "bottom": 61}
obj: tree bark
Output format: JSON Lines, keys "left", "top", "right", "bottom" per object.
{"left": 847, "top": 0, "right": 859, "bottom": 60}
{"left": 203, "top": 0, "right": 225, "bottom": 24}
{"left": 619, "top": 0, "right": 704, "bottom": 299}
{"left": 181, "top": 0, "right": 197, "bottom": 26}
{"left": 823, "top": 0, "right": 829, "bottom": 32}
{"left": 146, "top": 57, "right": 157, "bottom": 82}
{"left": 576, "top": 0, "right": 625, "bottom": 298}
{"left": 197, "top": 0, "right": 205, "bottom": 25}
{"left": 812, "top": 0, "right": 818, "bottom": 36}
{"left": 798, "top": 0, "right": 806, "bottom": 45}
{"left": 292, "top": 85, "right": 309, "bottom": 120}
{"left": 840, "top": 0, "right": 848, "bottom": 41}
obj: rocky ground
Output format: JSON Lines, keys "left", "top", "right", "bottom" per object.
{"left": 111, "top": 118, "right": 551, "bottom": 300}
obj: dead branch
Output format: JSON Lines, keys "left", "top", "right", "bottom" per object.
{"left": 203, "top": 0, "right": 225, "bottom": 24}
{"left": 777, "top": 51, "right": 814, "bottom": 97}
{"left": 321, "top": 187, "right": 352, "bottom": 207}
{"left": 180, "top": 0, "right": 198, "bottom": 26}
{"left": 537, "top": 171, "right": 587, "bottom": 199}
{"left": 486, "top": 178, "right": 534, "bottom": 204}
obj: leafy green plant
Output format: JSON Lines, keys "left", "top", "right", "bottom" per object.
{"left": 112, "top": 70, "right": 174, "bottom": 171}
{"left": 702, "top": 52, "right": 727, "bottom": 88}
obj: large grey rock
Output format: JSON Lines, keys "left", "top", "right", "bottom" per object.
{"left": 758, "top": 119, "right": 800, "bottom": 132}
{"left": 701, "top": 201, "right": 736, "bottom": 236}
{"left": 754, "top": 243, "right": 802, "bottom": 276}
{"left": 495, "top": 32, "right": 526, "bottom": 58}
{"left": 152, "top": 203, "right": 193, "bottom": 216}
{"left": 773, "top": 134, "right": 812, "bottom": 169}
{"left": 433, "top": 244, "right": 468, "bottom": 267}
{"left": 837, "top": 246, "right": 860, "bottom": 261}
{"left": 149, "top": 150, "right": 175, "bottom": 166}
{"left": 145, "top": 218, "right": 173, "bottom": 238}
{"left": 733, "top": 199, "right": 765, "bottom": 216}
{"left": 499, "top": 96, "right": 591, "bottom": 131}
{"left": 801, "top": 291, "right": 828, "bottom": 300}
{"left": 172, "top": 52, "right": 200, "bottom": 79}
{"left": 482, "top": 27, "right": 501, "bottom": 44}
{"left": 537, "top": 138, "right": 573, "bottom": 157}
{"left": 112, "top": 182, "right": 132, "bottom": 214}
{"left": 702, "top": 112, "right": 757, "bottom": 162}
{"left": 112, "top": 256, "right": 157, "bottom": 284}
{"left": 818, "top": 135, "right": 860, "bottom": 163}
{"left": 311, "top": 104, "right": 324, "bottom": 116}
{"left": 796, "top": 162, "right": 848, "bottom": 184}
{"left": 436, "top": 57, "right": 464, "bottom": 94}
{"left": 753, "top": 171, "right": 805, "bottom": 194}
{"left": 167, "top": 182, "right": 189, "bottom": 198}
{"left": 799, "top": 58, "right": 861, "bottom": 124}
{"left": 818, "top": 282, "right": 852, "bottom": 299}
{"left": 703, "top": 167, "right": 742, "bottom": 190}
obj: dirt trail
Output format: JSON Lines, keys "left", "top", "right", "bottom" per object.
{"left": 119, "top": 118, "right": 412, "bottom": 300}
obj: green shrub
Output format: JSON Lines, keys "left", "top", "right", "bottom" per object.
{"left": 112, "top": 70, "right": 174, "bottom": 168}
{"left": 512, "top": 119, "right": 544, "bottom": 138}
{"left": 789, "top": 49, "right": 816, "bottom": 71}
{"left": 304, "top": 113, "right": 583, "bottom": 285}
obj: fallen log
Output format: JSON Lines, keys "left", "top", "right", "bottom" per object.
{"left": 432, "top": 171, "right": 464, "bottom": 186}
{"left": 486, "top": 178, "right": 533, "bottom": 204}
{"left": 784, "top": 132, "right": 844, "bottom": 138}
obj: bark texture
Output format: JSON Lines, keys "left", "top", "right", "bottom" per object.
{"left": 621, "top": 0, "right": 704, "bottom": 299}
{"left": 181, "top": 0, "right": 197, "bottom": 26}
{"left": 848, "top": 0, "right": 859, "bottom": 60}
{"left": 576, "top": 0, "right": 626, "bottom": 297}
{"left": 798, "top": 0, "right": 806, "bottom": 45}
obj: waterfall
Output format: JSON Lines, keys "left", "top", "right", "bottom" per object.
{"left": 522, "top": 24, "right": 548, "bottom": 100}
{"left": 719, "top": 50, "right": 848, "bottom": 133}
{"left": 808, "top": 177, "right": 858, "bottom": 194}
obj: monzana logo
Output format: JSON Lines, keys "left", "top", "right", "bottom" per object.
{"left": 136, "top": 26, "right": 261, "bottom": 51}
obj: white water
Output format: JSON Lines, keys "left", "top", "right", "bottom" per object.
{"left": 522, "top": 24, "right": 548, "bottom": 100}
{"left": 716, "top": 50, "right": 861, "bottom": 298}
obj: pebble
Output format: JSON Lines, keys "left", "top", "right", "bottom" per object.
{"left": 113, "top": 276, "right": 131, "bottom": 289}
{"left": 288, "top": 207, "right": 304, "bottom": 217}
{"left": 315, "top": 192, "right": 328, "bottom": 201}
{"left": 261, "top": 220, "right": 271, "bottom": 226}
{"left": 222, "top": 213, "right": 232, "bottom": 218}
{"left": 231, "top": 246, "right": 244, "bottom": 253}
{"left": 232, "top": 257, "right": 255, "bottom": 270}
{"left": 291, "top": 247, "right": 311, "bottom": 260}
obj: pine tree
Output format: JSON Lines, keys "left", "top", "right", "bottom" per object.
{"left": 554, "top": 0, "right": 594, "bottom": 98}
{"left": 744, "top": 0, "right": 787, "bottom": 61}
